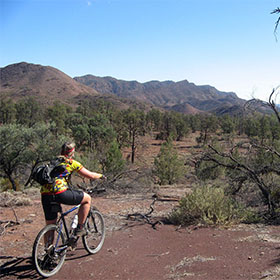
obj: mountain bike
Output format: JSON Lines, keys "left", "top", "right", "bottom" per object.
{"left": 32, "top": 187, "right": 106, "bottom": 278}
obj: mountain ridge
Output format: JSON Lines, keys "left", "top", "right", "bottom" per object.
{"left": 74, "top": 74, "right": 245, "bottom": 114}
{"left": 0, "top": 62, "right": 157, "bottom": 111}
{"left": 1, "top": 62, "right": 246, "bottom": 114}
{"left": 0, "top": 62, "right": 99, "bottom": 105}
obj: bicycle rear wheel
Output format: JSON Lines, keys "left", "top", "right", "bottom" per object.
{"left": 82, "top": 208, "right": 105, "bottom": 254}
{"left": 32, "top": 224, "right": 67, "bottom": 278}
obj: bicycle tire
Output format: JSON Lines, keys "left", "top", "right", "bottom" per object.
{"left": 82, "top": 208, "right": 105, "bottom": 254}
{"left": 32, "top": 224, "right": 67, "bottom": 278}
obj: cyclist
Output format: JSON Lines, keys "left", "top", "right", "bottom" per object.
{"left": 41, "top": 142, "right": 105, "bottom": 236}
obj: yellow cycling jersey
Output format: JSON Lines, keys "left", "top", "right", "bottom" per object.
{"left": 40, "top": 158, "right": 83, "bottom": 195}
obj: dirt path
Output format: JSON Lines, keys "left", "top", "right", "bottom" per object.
{"left": 1, "top": 191, "right": 280, "bottom": 280}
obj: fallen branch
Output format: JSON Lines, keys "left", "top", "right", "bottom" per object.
{"left": 0, "top": 207, "right": 20, "bottom": 235}
{"left": 11, "top": 206, "right": 19, "bottom": 224}
{"left": 127, "top": 197, "right": 157, "bottom": 224}
{"left": 126, "top": 197, "right": 169, "bottom": 229}
{"left": 0, "top": 220, "right": 20, "bottom": 235}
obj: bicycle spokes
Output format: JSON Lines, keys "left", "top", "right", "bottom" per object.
{"left": 32, "top": 224, "right": 67, "bottom": 278}
{"left": 82, "top": 210, "right": 105, "bottom": 254}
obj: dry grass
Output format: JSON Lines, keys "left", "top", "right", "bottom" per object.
{"left": 0, "top": 191, "right": 34, "bottom": 207}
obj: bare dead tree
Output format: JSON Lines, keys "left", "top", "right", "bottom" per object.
{"left": 196, "top": 88, "right": 280, "bottom": 216}
{"left": 244, "top": 87, "right": 280, "bottom": 115}
{"left": 244, "top": 87, "right": 280, "bottom": 116}
{"left": 272, "top": 7, "right": 280, "bottom": 35}
{"left": 126, "top": 197, "right": 158, "bottom": 227}
{"left": 268, "top": 87, "right": 280, "bottom": 122}
{"left": 126, "top": 196, "right": 169, "bottom": 229}
{"left": 197, "top": 143, "right": 280, "bottom": 214}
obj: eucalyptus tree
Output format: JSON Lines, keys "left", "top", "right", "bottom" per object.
{"left": 196, "top": 114, "right": 219, "bottom": 145}
{"left": 122, "top": 109, "right": 146, "bottom": 164}
{"left": 24, "top": 123, "right": 68, "bottom": 186}
{"left": 15, "top": 97, "right": 43, "bottom": 127}
{"left": 47, "top": 102, "right": 73, "bottom": 135}
{"left": 220, "top": 115, "right": 236, "bottom": 134}
{"left": 157, "top": 111, "right": 190, "bottom": 141}
{"left": 0, "top": 124, "right": 35, "bottom": 190}
{"left": 146, "top": 108, "right": 162, "bottom": 132}
{"left": 102, "top": 140, "right": 125, "bottom": 176}
{"left": 0, "top": 122, "right": 69, "bottom": 190}
{"left": 188, "top": 114, "right": 201, "bottom": 133}
{"left": 87, "top": 113, "right": 116, "bottom": 153}
{"left": 0, "top": 98, "right": 16, "bottom": 124}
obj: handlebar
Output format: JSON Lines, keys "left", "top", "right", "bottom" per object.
{"left": 87, "top": 186, "right": 106, "bottom": 195}
{"left": 75, "top": 175, "right": 108, "bottom": 195}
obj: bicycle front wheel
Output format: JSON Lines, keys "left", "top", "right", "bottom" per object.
{"left": 82, "top": 209, "right": 105, "bottom": 254}
{"left": 32, "top": 224, "right": 67, "bottom": 278}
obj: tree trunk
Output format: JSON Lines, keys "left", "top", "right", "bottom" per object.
{"left": 131, "top": 130, "right": 136, "bottom": 164}
{"left": 7, "top": 174, "right": 17, "bottom": 191}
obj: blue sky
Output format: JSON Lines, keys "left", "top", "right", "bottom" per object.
{"left": 1, "top": 0, "right": 279, "bottom": 101}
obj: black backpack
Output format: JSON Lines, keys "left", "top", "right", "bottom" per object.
{"left": 32, "top": 157, "right": 67, "bottom": 185}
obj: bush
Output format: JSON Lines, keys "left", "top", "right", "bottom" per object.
{"left": 0, "top": 191, "right": 32, "bottom": 207}
{"left": 0, "top": 178, "right": 21, "bottom": 192}
{"left": 103, "top": 140, "right": 125, "bottom": 176}
{"left": 169, "top": 184, "right": 249, "bottom": 226}
{"left": 75, "top": 152, "right": 101, "bottom": 173}
{"left": 195, "top": 160, "right": 225, "bottom": 181}
{"left": 153, "top": 139, "right": 185, "bottom": 185}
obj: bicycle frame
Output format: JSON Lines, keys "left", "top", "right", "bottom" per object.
{"left": 61, "top": 205, "right": 80, "bottom": 238}
{"left": 54, "top": 204, "right": 81, "bottom": 253}
{"left": 33, "top": 185, "right": 106, "bottom": 278}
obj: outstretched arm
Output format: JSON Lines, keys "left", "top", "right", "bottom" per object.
{"left": 78, "top": 167, "right": 103, "bottom": 180}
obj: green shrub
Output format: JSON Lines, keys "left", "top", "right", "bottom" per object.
{"left": 75, "top": 152, "right": 101, "bottom": 173}
{"left": 0, "top": 178, "right": 21, "bottom": 192}
{"left": 103, "top": 140, "right": 125, "bottom": 176}
{"left": 195, "top": 160, "right": 225, "bottom": 181}
{"left": 153, "top": 139, "right": 185, "bottom": 185}
{"left": 169, "top": 184, "right": 249, "bottom": 226}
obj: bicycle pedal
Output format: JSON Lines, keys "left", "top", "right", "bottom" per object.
{"left": 68, "top": 236, "right": 78, "bottom": 247}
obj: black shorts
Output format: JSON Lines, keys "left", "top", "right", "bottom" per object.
{"left": 41, "top": 189, "right": 84, "bottom": 221}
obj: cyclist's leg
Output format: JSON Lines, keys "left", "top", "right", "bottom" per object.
{"left": 41, "top": 195, "right": 58, "bottom": 246}
{"left": 55, "top": 189, "right": 90, "bottom": 234}
{"left": 44, "top": 219, "right": 57, "bottom": 246}
{"left": 78, "top": 192, "right": 91, "bottom": 226}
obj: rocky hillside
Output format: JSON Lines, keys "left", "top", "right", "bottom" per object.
{"left": 0, "top": 62, "right": 246, "bottom": 114}
{"left": 0, "top": 62, "right": 155, "bottom": 111}
{"left": 0, "top": 62, "right": 101, "bottom": 105}
{"left": 74, "top": 75, "right": 246, "bottom": 114}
